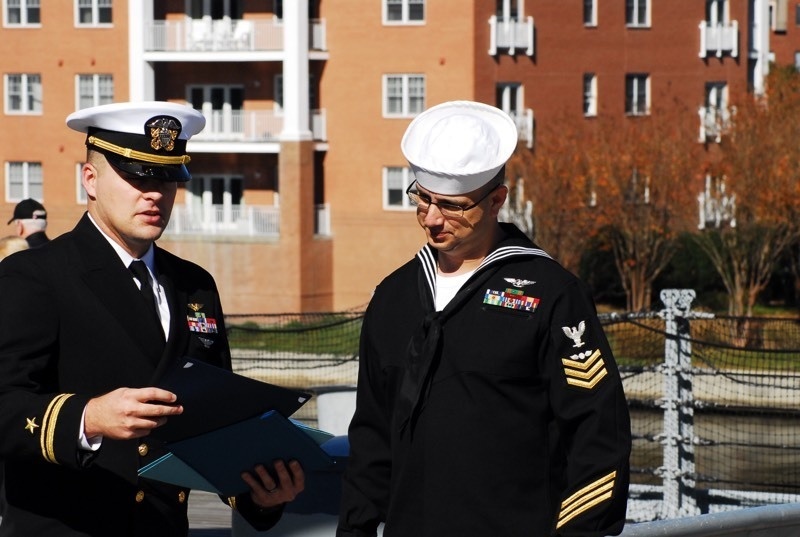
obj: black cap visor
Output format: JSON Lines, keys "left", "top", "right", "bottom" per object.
{"left": 104, "top": 152, "right": 191, "bottom": 182}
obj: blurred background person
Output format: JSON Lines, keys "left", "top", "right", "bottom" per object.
{"left": 7, "top": 198, "right": 49, "bottom": 248}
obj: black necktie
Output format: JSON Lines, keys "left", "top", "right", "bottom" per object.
{"left": 129, "top": 260, "right": 161, "bottom": 323}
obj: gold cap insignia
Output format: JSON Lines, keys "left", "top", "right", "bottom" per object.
{"left": 147, "top": 116, "right": 182, "bottom": 152}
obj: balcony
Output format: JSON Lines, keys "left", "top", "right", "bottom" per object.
{"left": 191, "top": 109, "right": 327, "bottom": 143}
{"left": 698, "top": 20, "right": 738, "bottom": 58}
{"left": 144, "top": 17, "right": 327, "bottom": 53}
{"left": 488, "top": 15, "right": 534, "bottom": 56}
{"left": 697, "top": 106, "right": 732, "bottom": 143}
{"left": 509, "top": 109, "right": 534, "bottom": 149}
{"left": 164, "top": 204, "right": 331, "bottom": 237}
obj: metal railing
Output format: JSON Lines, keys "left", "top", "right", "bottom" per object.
{"left": 144, "top": 17, "right": 327, "bottom": 53}
{"left": 164, "top": 203, "right": 332, "bottom": 238}
{"left": 190, "top": 109, "right": 327, "bottom": 143}
{"left": 699, "top": 20, "right": 739, "bottom": 58}
{"left": 487, "top": 15, "right": 534, "bottom": 56}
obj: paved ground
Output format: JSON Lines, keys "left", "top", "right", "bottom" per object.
{"left": 189, "top": 491, "right": 232, "bottom": 536}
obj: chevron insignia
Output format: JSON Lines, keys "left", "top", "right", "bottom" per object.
{"left": 561, "top": 349, "right": 607, "bottom": 389}
{"left": 557, "top": 471, "right": 617, "bottom": 529}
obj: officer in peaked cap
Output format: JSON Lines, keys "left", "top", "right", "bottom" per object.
{"left": 0, "top": 101, "right": 305, "bottom": 537}
{"left": 66, "top": 100, "right": 206, "bottom": 182}
{"left": 338, "top": 101, "right": 631, "bottom": 537}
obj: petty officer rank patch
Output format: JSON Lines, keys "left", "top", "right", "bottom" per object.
{"left": 187, "top": 311, "right": 218, "bottom": 334}
{"left": 562, "top": 349, "right": 608, "bottom": 390}
{"left": 483, "top": 287, "right": 540, "bottom": 312}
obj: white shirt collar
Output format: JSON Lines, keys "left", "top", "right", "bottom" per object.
{"left": 86, "top": 213, "right": 156, "bottom": 272}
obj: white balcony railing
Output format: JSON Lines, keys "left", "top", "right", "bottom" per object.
{"left": 697, "top": 106, "right": 732, "bottom": 143}
{"left": 164, "top": 203, "right": 333, "bottom": 237}
{"left": 509, "top": 109, "right": 534, "bottom": 149}
{"left": 190, "top": 109, "right": 327, "bottom": 142}
{"left": 145, "top": 18, "right": 327, "bottom": 53}
{"left": 488, "top": 15, "right": 534, "bottom": 56}
{"left": 698, "top": 20, "right": 738, "bottom": 58}
{"left": 166, "top": 204, "right": 280, "bottom": 237}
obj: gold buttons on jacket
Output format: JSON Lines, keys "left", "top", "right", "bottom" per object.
{"left": 135, "top": 490, "right": 145, "bottom": 503}
{"left": 178, "top": 491, "right": 187, "bottom": 503}
{"left": 138, "top": 443, "right": 149, "bottom": 456}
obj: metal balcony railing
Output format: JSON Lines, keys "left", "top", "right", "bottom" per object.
{"left": 190, "top": 109, "right": 327, "bottom": 143}
{"left": 164, "top": 203, "right": 332, "bottom": 238}
{"left": 698, "top": 20, "right": 739, "bottom": 58}
{"left": 145, "top": 18, "right": 327, "bottom": 53}
{"left": 488, "top": 15, "right": 534, "bottom": 56}
{"left": 697, "top": 105, "right": 732, "bottom": 143}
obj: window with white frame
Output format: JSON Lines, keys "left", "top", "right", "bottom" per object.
{"left": 383, "top": 74, "right": 425, "bottom": 117}
{"left": 625, "top": 73, "right": 649, "bottom": 115}
{"left": 584, "top": 0, "right": 597, "bottom": 26}
{"left": 76, "top": 0, "right": 112, "bottom": 26}
{"left": 626, "top": 0, "right": 649, "bottom": 27}
{"left": 5, "top": 73, "right": 42, "bottom": 114}
{"left": 583, "top": 73, "right": 598, "bottom": 116}
{"left": 5, "top": 0, "right": 40, "bottom": 25}
{"left": 383, "top": 166, "right": 415, "bottom": 209}
{"left": 795, "top": 51, "right": 800, "bottom": 70}
{"left": 626, "top": 168, "right": 650, "bottom": 205}
{"left": 495, "top": 0, "right": 521, "bottom": 21}
{"left": 188, "top": 85, "right": 244, "bottom": 135}
{"left": 706, "top": 0, "right": 729, "bottom": 25}
{"left": 76, "top": 74, "right": 113, "bottom": 109}
{"left": 6, "top": 161, "right": 42, "bottom": 201}
{"left": 384, "top": 0, "right": 424, "bottom": 24}
{"left": 189, "top": 0, "right": 243, "bottom": 20}
{"left": 186, "top": 175, "right": 244, "bottom": 226}
{"left": 496, "top": 82, "right": 523, "bottom": 117}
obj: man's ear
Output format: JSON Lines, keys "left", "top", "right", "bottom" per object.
{"left": 81, "top": 163, "right": 98, "bottom": 200}
{"left": 489, "top": 184, "right": 509, "bottom": 216}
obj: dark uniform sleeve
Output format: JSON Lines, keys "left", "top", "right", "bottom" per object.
{"left": 544, "top": 280, "right": 631, "bottom": 536}
{"left": 0, "top": 260, "right": 95, "bottom": 470}
{"left": 337, "top": 308, "right": 391, "bottom": 537}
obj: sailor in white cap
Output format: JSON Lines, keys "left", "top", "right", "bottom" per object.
{"left": 0, "top": 102, "right": 303, "bottom": 536}
{"left": 339, "top": 101, "right": 631, "bottom": 537}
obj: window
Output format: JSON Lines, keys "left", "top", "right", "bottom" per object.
{"left": 584, "top": 0, "right": 597, "bottom": 26}
{"left": 496, "top": 82, "right": 523, "bottom": 117}
{"left": 795, "top": 51, "right": 800, "bottom": 70}
{"left": 626, "top": 0, "right": 649, "bottom": 26}
{"left": 190, "top": 0, "right": 243, "bottom": 20}
{"left": 76, "top": 74, "right": 113, "bottom": 109}
{"left": 76, "top": 0, "right": 112, "bottom": 26}
{"left": 796, "top": 3, "right": 800, "bottom": 25}
{"left": 626, "top": 168, "right": 650, "bottom": 205}
{"left": 5, "top": 162, "right": 42, "bottom": 201}
{"left": 495, "top": 0, "right": 521, "bottom": 20}
{"left": 383, "top": 167, "right": 415, "bottom": 209}
{"left": 5, "top": 73, "right": 42, "bottom": 114}
{"left": 625, "top": 74, "right": 649, "bottom": 115}
{"left": 583, "top": 73, "right": 598, "bottom": 116}
{"left": 384, "top": 0, "right": 424, "bottom": 24}
{"left": 383, "top": 74, "right": 425, "bottom": 117}
{"left": 698, "top": 174, "right": 735, "bottom": 229}
{"left": 274, "top": 74, "right": 317, "bottom": 113}
{"left": 706, "top": 0, "right": 728, "bottom": 25}
{"left": 5, "top": 0, "right": 40, "bottom": 25}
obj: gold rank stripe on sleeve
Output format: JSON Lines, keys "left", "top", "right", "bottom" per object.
{"left": 562, "top": 349, "right": 608, "bottom": 390}
{"left": 557, "top": 470, "right": 617, "bottom": 529}
{"left": 40, "top": 393, "right": 75, "bottom": 464}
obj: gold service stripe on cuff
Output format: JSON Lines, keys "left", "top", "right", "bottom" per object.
{"left": 40, "top": 393, "right": 74, "bottom": 464}
{"left": 557, "top": 470, "right": 617, "bottom": 528}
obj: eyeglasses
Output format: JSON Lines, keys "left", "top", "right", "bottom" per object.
{"left": 405, "top": 181, "right": 499, "bottom": 218}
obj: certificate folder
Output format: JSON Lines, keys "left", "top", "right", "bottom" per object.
{"left": 139, "top": 410, "right": 337, "bottom": 497}
{"left": 152, "top": 357, "right": 312, "bottom": 443}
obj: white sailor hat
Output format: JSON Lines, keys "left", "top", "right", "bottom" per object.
{"left": 401, "top": 100, "right": 518, "bottom": 195}
{"left": 66, "top": 101, "right": 206, "bottom": 182}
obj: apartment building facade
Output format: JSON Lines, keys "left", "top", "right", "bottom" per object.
{"left": 1, "top": 0, "right": 797, "bottom": 313}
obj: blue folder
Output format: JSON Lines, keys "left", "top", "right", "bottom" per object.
{"left": 139, "top": 410, "right": 339, "bottom": 498}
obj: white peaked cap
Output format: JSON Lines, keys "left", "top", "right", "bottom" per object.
{"left": 401, "top": 100, "right": 518, "bottom": 195}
